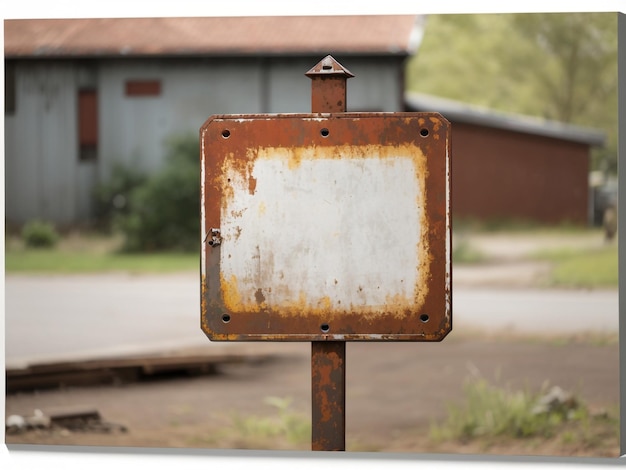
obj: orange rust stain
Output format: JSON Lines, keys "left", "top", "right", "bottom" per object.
{"left": 218, "top": 155, "right": 236, "bottom": 211}
{"left": 200, "top": 274, "right": 209, "bottom": 330}
{"left": 286, "top": 290, "right": 309, "bottom": 312}
{"left": 318, "top": 393, "right": 333, "bottom": 422}
{"left": 273, "top": 291, "right": 359, "bottom": 321}
{"left": 220, "top": 273, "right": 246, "bottom": 312}
{"left": 312, "top": 351, "right": 344, "bottom": 423}
{"left": 248, "top": 175, "right": 257, "bottom": 195}
{"left": 429, "top": 116, "right": 441, "bottom": 132}
{"left": 219, "top": 151, "right": 257, "bottom": 211}
{"left": 412, "top": 145, "right": 431, "bottom": 312}
{"left": 256, "top": 143, "right": 425, "bottom": 165}
{"left": 383, "top": 292, "right": 414, "bottom": 311}
{"left": 317, "top": 296, "right": 332, "bottom": 310}
{"left": 315, "top": 363, "right": 334, "bottom": 388}
{"left": 286, "top": 146, "right": 309, "bottom": 169}
{"left": 224, "top": 292, "right": 428, "bottom": 321}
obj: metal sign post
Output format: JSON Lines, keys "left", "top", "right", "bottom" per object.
{"left": 200, "top": 55, "right": 451, "bottom": 452}
{"left": 306, "top": 56, "right": 351, "bottom": 451}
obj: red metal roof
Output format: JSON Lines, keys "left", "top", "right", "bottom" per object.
{"left": 4, "top": 16, "right": 422, "bottom": 58}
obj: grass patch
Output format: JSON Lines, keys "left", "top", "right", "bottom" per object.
{"left": 430, "top": 379, "right": 560, "bottom": 442}
{"left": 5, "top": 233, "right": 198, "bottom": 274}
{"left": 533, "top": 244, "right": 618, "bottom": 288}
{"left": 217, "top": 396, "right": 310, "bottom": 450}
{"left": 452, "top": 239, "right": 487, "bottom": 264}
{"left": 452, "top": 217, "right": 588, "bottom": 234}
{"left": 5, "top": 250, "right": 198, "bottom": 274}
{"left": 429, "top": 378, "right": 619, "bottom": 454}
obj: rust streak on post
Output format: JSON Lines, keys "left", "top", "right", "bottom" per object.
{"left": 311, "top": 341, "right": 346, "bottom": 450}
{"left": 306, "top": 55, "right": 352, "bottom": 451}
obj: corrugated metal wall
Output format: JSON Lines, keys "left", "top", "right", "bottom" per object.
{"left": 451, "top": 122, "right": 590, "bottom": 225}
{"left": 5, "top": 56, "right": 403, "bottom": 226}
{"left": 5, "top": 62, "right": 84, "bottom": 226}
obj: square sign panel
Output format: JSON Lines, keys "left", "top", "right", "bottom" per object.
{"left": 200, "top": 113, "right": 451, "bottom": 341}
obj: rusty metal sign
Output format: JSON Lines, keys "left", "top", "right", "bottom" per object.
{"left": 200, "top": 112, "right": 451, "bottom": 341}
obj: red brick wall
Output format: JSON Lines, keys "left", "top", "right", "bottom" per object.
{"left": 450, "top": 123, "right": 590, "bottom": 225}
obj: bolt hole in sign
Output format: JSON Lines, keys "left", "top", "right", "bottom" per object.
{"left": 200, "top": 112, "right": 451, "bottom": 341}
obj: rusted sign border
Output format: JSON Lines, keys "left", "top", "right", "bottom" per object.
{"left": 200, "top": 112, "right": 451, "bottom": 341}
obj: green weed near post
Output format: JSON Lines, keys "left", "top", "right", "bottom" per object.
{"left": 429, "top": 378, "right": 618, "bottom": 452}
{"left": 221, "top": 396, "right": 310, "bottom": 450}
{"left": 430, "top": 379, "right": 562, "bottom": 442}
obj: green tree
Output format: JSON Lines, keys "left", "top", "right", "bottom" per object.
{"left": 406, "top": 12, "right": 618, "bottom": 173}
{"left": 511, "top": 13, "right": 617, "bottom": 124}
{"left": 510, "top": 13, "right": 618, "bottom": 173}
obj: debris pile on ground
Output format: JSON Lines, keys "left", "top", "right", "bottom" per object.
{"left": 531, "top": 385, "right": 579, "bottom": 418}
{"left": 6, "top": 408, "right": 127, "bottom": 435}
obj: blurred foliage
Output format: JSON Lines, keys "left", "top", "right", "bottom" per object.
{"left": 406, "top": 12, "right": 618, "bottom": 173}
{"left": 93, "top": 162, "right": 148, "bottom": 232}
{"left": 113, "top": 134, "right": 200, "bottom": 252}
{"left": 21, "top": 220, "right": 59, "bottom": 248}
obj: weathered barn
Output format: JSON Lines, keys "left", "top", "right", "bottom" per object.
{"left": 4, "top": 16, "right": 424, "bottom": 226}
{"left": 405, "top": 93, "right": 606, "bottom": 225}
{"left": 5, "top": 16, "right": 606, "bottom": 228}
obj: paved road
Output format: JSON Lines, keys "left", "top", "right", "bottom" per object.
{"left": 453, "top": 287, "right": 618, "bottom": 335}
{"left": 5, "top": 272, "right": 212, "bottom": 367}
{"left": 4, "top": 271, "right": 619, "bottom": 367}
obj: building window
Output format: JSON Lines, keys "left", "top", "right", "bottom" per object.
{"left": 125, "top": 80, "right": 161, "bottom": 97}
{"left": 5, "top": 61, "right": 16, "bottom": 115}
{"left": 78, "top": 88, "right": 98, "bottom": 161}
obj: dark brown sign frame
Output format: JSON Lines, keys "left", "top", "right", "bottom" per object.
{"left": 200, "top": 112, "right": 451, "bottom": 342}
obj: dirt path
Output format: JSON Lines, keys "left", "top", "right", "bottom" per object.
{"left": 5, "top": 229, "right": 620, "bottom": 457}
{"left": 5, "top": 334, "right": 619, "bottom": 457}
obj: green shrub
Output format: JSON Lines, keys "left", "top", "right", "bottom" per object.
{"left": 116, "top": 134, "right": 200, "bottom": 252}
{"left": 21, "top": 220, "right": 59, "bottom": 248}
{"left": 92, "top": 162, "right": 148, "bottom": 231}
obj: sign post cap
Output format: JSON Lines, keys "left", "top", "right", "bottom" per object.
{"left": 305, "top": 55, "right": 354, "bottom": 79}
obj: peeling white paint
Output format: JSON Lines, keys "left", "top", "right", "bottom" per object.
{"left": 220, "top": 145, "right": 427, "bottom": 315}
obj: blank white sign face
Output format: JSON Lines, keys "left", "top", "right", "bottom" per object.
{"left": 219, "top": 145, "right": 429, "bottom": 318}
{"left": 201, "top": 113, "right": 450, "bottom": 341}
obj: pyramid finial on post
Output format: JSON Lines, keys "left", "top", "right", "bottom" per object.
{"left": 306, "top": 55, "right": 354, "bottom": 113}
{"left": 305, "top": 55, "right": 355, "bottom": 78}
